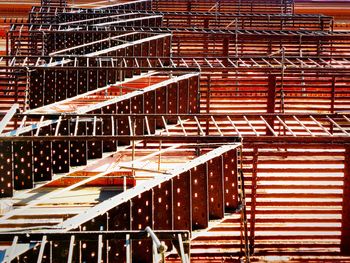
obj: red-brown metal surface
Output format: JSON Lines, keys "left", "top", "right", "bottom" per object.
{"left": 0, "top": 0, "right": 349, "bottom": 262}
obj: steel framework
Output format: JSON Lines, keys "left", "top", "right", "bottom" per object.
{"left": 0, "top": 0, "right": 350, "bottom": 262}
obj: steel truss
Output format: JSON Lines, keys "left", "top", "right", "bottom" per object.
{"left": 0, "top": 230, "right": 190, "bottom": 263}
{"left": 2, "top": 54, "right": 350, "bottom": 120}
{"left": 0, "top": 69, "right": 200, "bottom": 194}
{"left": 29, "top": 0, "right": 294, "bottom": 18}
{"left": 0, "top": 142, "right": 248, "bottom": 262}
{"left": 55, "top": 10, "right": 333, "bottom": 31}
{"left": 4, "top": 55, "right": 350, "bottom": 70}
{"left": 7, "top": 25, "right": 350, "bottom": 58}
{"left": 28, "top": 1, "right": 152, "bottom": 23}
{"left": 124, "top": 0, "right": 294, "bottom": 14}
{"left": 2, "top": 113, "right": 350, "bottom": 143}
{"left": 0, "top": 0, "right": 350, "bottom": 261}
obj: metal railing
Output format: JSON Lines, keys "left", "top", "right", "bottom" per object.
{"left": 0, "top": 229, "right": 190, "bottom": 263}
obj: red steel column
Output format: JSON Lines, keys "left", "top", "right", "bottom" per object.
{"left": 266, "top": 75, "right": 276, "bottom": 135}
{"left": 341, "top": 146, "right": 350, "bottom": 254}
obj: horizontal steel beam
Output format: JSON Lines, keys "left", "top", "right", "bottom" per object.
{"left": 0, "top": 135, "right": 349, "bottom": 144}
{"left": 0, "top": 230, "right": 189, "bottom": 242}
{"left": 2, "top": 56, "right": 350, "bottom": 71}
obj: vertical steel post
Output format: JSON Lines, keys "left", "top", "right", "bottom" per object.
{"left": 249, "top": 148, "right": 258, "bottom": 255}
{"left": 341, "top": 146, "right": 350, "bottom": 255}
